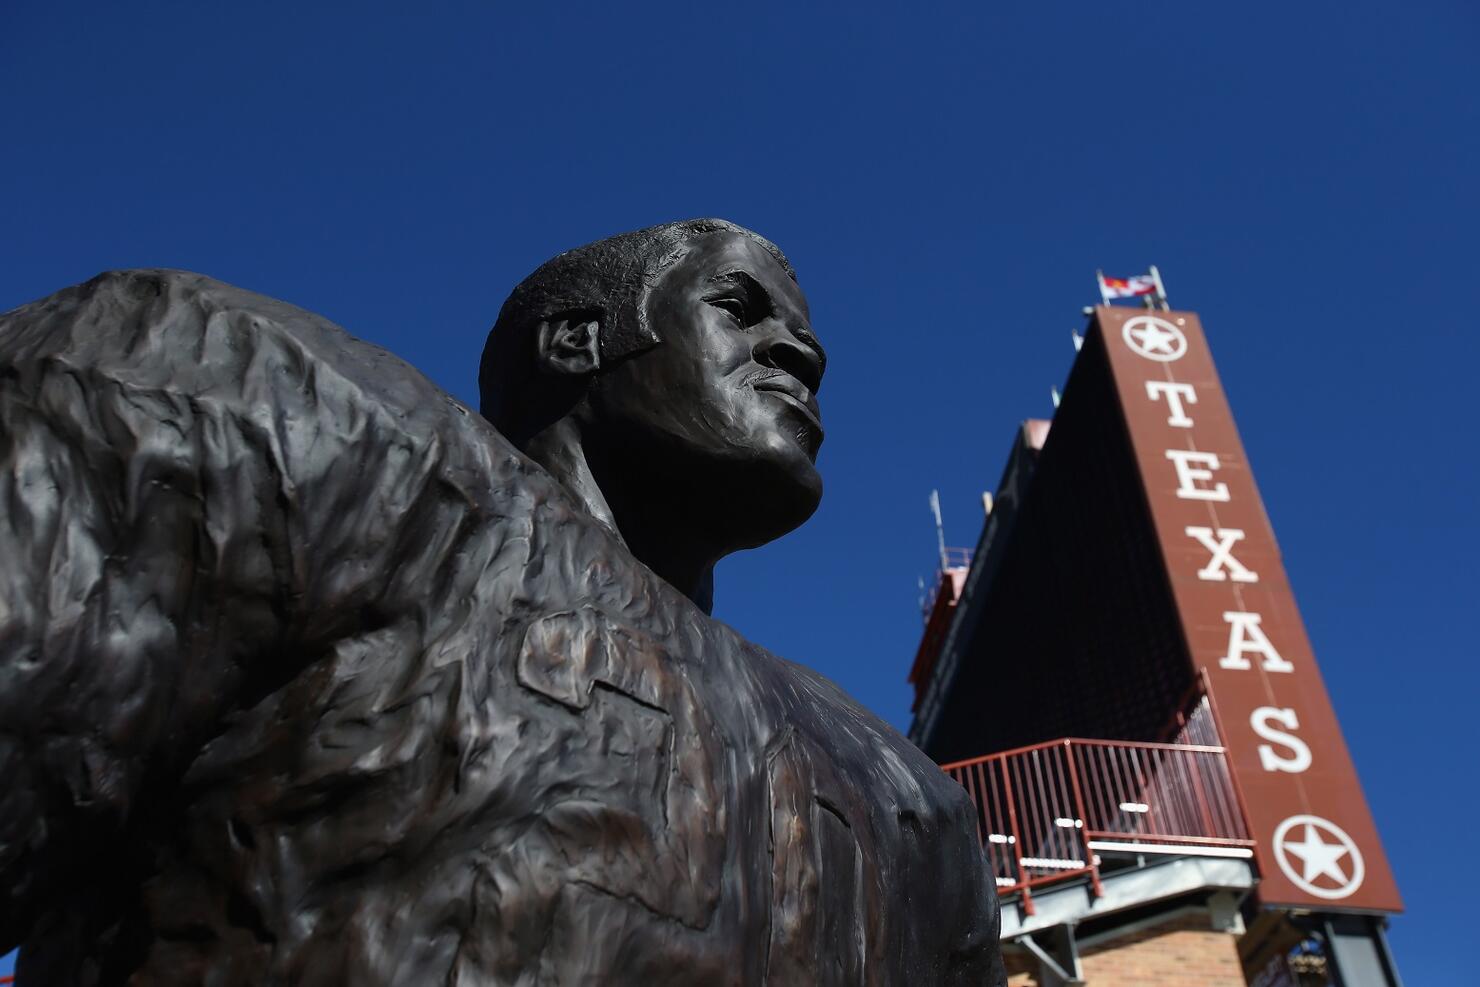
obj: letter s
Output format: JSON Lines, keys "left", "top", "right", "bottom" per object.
{"left": 1251, "top": 707, "right": 1312, "bottom": 773}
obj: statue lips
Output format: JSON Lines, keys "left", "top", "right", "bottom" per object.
{"left": 749, "top": 369, "right": 824, "bottom": 435}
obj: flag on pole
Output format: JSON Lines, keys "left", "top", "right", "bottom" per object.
{"left": 1097, "top": 273, "right": 1158, "bottom": 302}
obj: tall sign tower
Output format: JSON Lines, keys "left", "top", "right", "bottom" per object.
{"left": 1096, "top": 304, "right": 1399, "bottom": 913}
{"left": 907, "top": 280, "right": 1403, "bottom": 985}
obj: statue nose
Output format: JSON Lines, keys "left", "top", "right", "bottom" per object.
{"left": 754, "top": 325, "right": 824, "bottom": 394}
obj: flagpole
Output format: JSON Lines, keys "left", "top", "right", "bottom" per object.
{"left": 1096, "top": 269, "right": 1109, "bottom": 307}
{"left": 1149, "top": 264, "right": 1168, "bottom": 311}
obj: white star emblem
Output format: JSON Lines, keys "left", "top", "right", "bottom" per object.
{"left": 1286, "top": 824, "right": 1348, "bottom": 884}
{"left": 1121, "top": 315, "right": 1187, "bottom": 362}
{"left": 1272, "top": 814, "right": 1365, "bottom": 899}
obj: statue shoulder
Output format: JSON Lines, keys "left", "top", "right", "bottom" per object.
{"left": 2, "top": 269, "right": 466, "bottom": 422}
{"left": 0, "top": 269, "right": 544, "bottom": 954}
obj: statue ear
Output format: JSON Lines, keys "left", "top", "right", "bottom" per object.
{"left": 535, "top": 313, "right": 602, "bottom": 377}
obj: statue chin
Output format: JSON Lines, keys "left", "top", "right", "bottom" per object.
{"left": 724, "top": 455, "right": 824, "bottom": 551}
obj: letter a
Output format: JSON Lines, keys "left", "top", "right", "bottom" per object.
{"left": 1218, "top": 611, "right": 1293, "bottom": 672}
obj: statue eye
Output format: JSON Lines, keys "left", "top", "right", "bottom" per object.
{"left": 709, "top": 296, "right": 748, "bottom": 325}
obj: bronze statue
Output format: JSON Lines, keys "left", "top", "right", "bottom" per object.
{"left": 0, "top": 220, "right": 1005, "bottom": 985}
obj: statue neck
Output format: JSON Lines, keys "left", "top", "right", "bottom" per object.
{"left": 520, "top": 418, "right": 718, "bottom": 614}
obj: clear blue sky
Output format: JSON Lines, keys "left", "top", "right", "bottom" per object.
{"left": 3, "top": 2, "right": 1475, "bottom": 981}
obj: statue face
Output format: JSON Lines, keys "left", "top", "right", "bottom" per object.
{"left": 589, "top": 231, "right": 826, "bottom": 542}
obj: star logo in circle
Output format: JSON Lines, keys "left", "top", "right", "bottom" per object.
{"left": 1272, "top": 814, "right": 1365, "bottom": 900}
{"left": 1122, "top": 315, "right": 1187, "bottom": 362}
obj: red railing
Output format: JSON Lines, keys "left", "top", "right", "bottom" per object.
{"left": 941, "top": 734, "right": 1252, "bottom": 913}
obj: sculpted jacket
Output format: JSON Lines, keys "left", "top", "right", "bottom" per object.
{"left": 0, "top": 271, "right": 1005, "bottom": 986}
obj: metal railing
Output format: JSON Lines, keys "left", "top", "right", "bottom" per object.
{"left": 918, "top": 547, "right": 973, "bottom": 622}
{"left": 941, "top": 734, "right": 1252, "bottom": 913}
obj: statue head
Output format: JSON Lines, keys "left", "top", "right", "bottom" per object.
{"left": 480, "top": 219, "right": 826, "bottom": 609}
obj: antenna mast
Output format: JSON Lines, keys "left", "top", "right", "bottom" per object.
{"left": 929, "top": 490, "right": 948, "bottom": 571}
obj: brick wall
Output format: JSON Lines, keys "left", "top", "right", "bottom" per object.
{"left": 1004, "top": 950, "right": 1038, "bottom": 985}
{"left": 1004, "top": 912, "right": 1248, "bottom": 986}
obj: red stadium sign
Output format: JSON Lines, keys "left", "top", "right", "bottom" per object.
{"left": 1095, "top": 306, "right": 1401, "bottom": 912}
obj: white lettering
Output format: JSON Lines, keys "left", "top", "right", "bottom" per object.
{"left": 1146, "top": 381, "right": 1198, "bottom": 427}
{"left": 1219, "top": 611, "right": 1293, "bottom": 672}
{"left": 1185, "top": 526, "right": 1259, "bottom": 582}
{"left": 1251, "top": 707, "right": 1312, "bottom": 773}
{"left": 1166, "top": 449, "right": 1230, "bottom": 501}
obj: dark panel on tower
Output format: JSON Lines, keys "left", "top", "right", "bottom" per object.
{"left": 917, "top": 326, "right": 1193, "bottom": 763}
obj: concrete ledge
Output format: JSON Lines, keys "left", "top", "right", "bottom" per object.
{"left": 999, "top": 856, "right": 1257, "bottom": 939}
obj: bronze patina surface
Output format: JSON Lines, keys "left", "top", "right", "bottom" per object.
{"left": 0, "top": 221, "right": 1004, "bottom": 985}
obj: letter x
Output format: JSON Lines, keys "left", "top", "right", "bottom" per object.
{"left": 1185, "top": 526, "right": 1258, "bottom": 583}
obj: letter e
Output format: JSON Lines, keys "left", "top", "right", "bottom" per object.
{"left": 1166, "top": 450, "right": 1230, "bottom": 501}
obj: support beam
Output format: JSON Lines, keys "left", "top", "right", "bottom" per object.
{"left": 1323, "top": 914, "right": 1405, "bottom": 987}
{"left": 1019, "top": 928, "right": 1084, "bottom": 987}
{"left": 999, "top": 855, "right": 1255, "bottom": 939}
